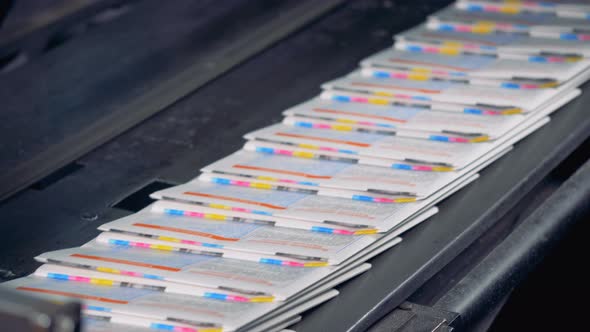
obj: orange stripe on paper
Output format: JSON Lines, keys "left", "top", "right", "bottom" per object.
{"left": 183, "top": 192, "right": 286, "bottom": 210}
{"left": 70, "top": 254, "right": 181, "bottom": 272}
{"left": 350, "top": 82, "right": 441, "bottom": 94}
{"left": 312, "top": 108, "right": 407, "bottom": 124}
{"left": 132, "top": 223, "right": 240, "bottom": 242}
{"left": 233, "top": 164, "right": 332, "bottom": 179}
{"left": 388, "top": 58, "right": 470, "bottom": 72}
{"left": 275, "top": 132, "right": 371, "bottom": 148}
{"left": 16, "top": 287, "right": 128, "bottom": 304}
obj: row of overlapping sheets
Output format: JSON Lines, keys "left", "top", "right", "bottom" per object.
{"left": 4, "top": 1, "right": 590, "bottom": 331}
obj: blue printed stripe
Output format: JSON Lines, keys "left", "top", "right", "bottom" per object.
{"left": 210, "top": 177, "right": 231, "bottom": 185}
{"left": 256, "top": 147, "right": 274, "bottom": 154}
{"left": 391, "top": 164, "right": 412, "bottom": 170}
{"left": 259, "top": 258, "right": 283, "bottom": 265}
{"left": 202, "top": 243, "right": 224, "bottom": 249}
{"left": 164, "top": 208, "right": 184, "bottom": 216}
{"left": 529, "top": 56, "right": 547, "bottom": 63}
{"left": 372, "top": 71, "right": 391, "bottom": 78}
{"left": 352, "top": 195, "right": 373, "bottom": 202}
{"left": 560, "top": 33, "right": 579, "bottom": 41}
{"left": 204, "top": 292, "right": 228, "bottom": 300}
{"left": 293, "top": 121, "right": 314, "bottom": 128}
{"left": 109, "top": 239, "right": 130, "bottom": 246}
{"left": 405, "top": 45, "right": 423, "bottom": 52}
{"left": 375, "top": 123, "right": 396, "bottom": 128}
{"left": 311, "top": 226, "right": 335, "bottom": 234}
{"left": 464, "top": 108, "right": 483, "bottom": 115}
{"left": 429, "top": 135, "right": 450, "bottom": 142}
{"left": 500, "top": 82, "right": 520, "bottom": 89}
{"left": 150, "top": 323, "right": 175, "bottom": 331}
{"left": 298, "top": 181, "right": 319, "bottom": 186}
{"left": 86, "top": 306, "right": 111, "bottom": 313}
{"left": 47, "top": 273, "right": 69, "bottom": 281}
{"left": 252, "top": 210, "right": 273, "bottom": 216}
{"left": 437, "top": 24, "right": 456, "bottom": 32}
{"left": 332, "top": 95, "right": 351, "bottom": 102}
{"left": 338, "top": 149, "right": 358, "bottom": 154}
{"left": 465, "top": 4, "right": 484, "bottom": 12}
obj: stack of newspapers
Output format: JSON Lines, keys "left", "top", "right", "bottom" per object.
{"left": 4, "top": 1, "right": 590, "bottom": 331}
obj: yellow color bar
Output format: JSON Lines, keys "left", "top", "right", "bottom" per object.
{"left": 250, "top": 182, "right": 273, "bottom": 190}
{"left": 293, "top": 151, "right": 315, "bottom": 159}
{"left": 304, "top": 262, "right": 329, "bottom": 267}
{"left": 443, "top": 41, "right": 462, "bottom": 47}
{"left": 408, "top": 72, "right": 430, "bottom": 80}
{"left": 159, "top": 236, "right": 181, "bottom": 243}
{"left": 331, "top": 124, "right": 353, "bottom": 131}
{"left": 298, "top": 143, "right": 319, "bottom": 150}
{"left": 472, "top": 24, "right": 494, "bottom": 34}
{"left": 501, "top": 108, "right": 523, "bottom": 115}
{"left": 96, "top": 266, "right": 119, "bottom": 274}
{"left": 367, "top": 97, "right": 390, "bottom": 105}
{"left": 470, "top": 135, "right": 491, "bottom": 143}
{"left": 432, "top": 166, "right": 455, "bottom": 172}
{"left": 90, "top": 278, "right": 114, "bottom": 286}
{"left": 539, "top": 82, "right": 559, "bottom": 88}
{"left": 439, "top": 47, "right": 460, "bottom": 56}
{"left": 499, "top": 6, "right": 520, "bottom": 14}
{"left": 394, "top": 197, "right": 417, "bottom": 203}
{"left": 354, "top": 229, "right": 379, "bottom": 235}
{"left": 205, "top": 213, "right": 227, "bottom": 221}
{"left": 151, "top": 244, "right": 175, "bottom": 251}
{"left": 250, "top": 296, "right": 276, "bottom": 303}
{"left": 411, "top": 67, "right": 432, "bottom": 73}
{"left": 209, "top": 203, "right": 232, "bottom": 210}
{"left": 373, "top": 91, "right": 394, "bottom": 97}
{"left": 257, "top": 176, "right": 277, "bottom": 181}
